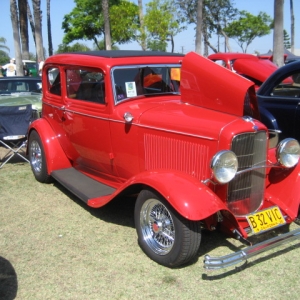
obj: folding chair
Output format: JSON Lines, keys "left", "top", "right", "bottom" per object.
{"left": 0, "top": 104, "right": 32, "bottom": 168}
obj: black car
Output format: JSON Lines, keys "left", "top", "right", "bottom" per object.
{"left": 0, "top": 76, "right": 42, "bottom": 95}
{"left": 257, "top": 61, "right": 300, "bottom": 142}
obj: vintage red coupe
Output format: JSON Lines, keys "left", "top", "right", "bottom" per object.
{"left": 27, "top": 50, "right": 300, "bottom": 269}
{"left": 208, "top": 52, "right": 278, "bottom": 90}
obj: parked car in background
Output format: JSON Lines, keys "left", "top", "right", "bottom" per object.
{"left": 208, "top": 53, "right": 278, "bottom": 90}
{"left": 22, "top": 60, "right": 38, "bottom": 77}
{"left": 27, "top": 50, "right": 300, "bottom": 270}
{"left": 257, "top": 60, "right": 300, "bottom": 142}
{"left": 0, "top": 76, "right": 42, "bottom": 119}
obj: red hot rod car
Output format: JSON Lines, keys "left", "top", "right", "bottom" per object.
{"left": 27, "top": 50, "right": 300, "bottom": 269}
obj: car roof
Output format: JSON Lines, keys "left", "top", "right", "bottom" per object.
{"left": 67, "top": 50, "right": 185, "bottom": 58}
{"left": 0, "top": 76, "right": 41, "bottom": 81}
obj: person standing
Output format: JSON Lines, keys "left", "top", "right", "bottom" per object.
{"left": 1, "top": 59, "right": 16, "bottom": 76}
{"left": 38, "top": 59, "right": 44, "bottom": 76}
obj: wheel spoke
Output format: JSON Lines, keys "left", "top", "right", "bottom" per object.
{"left": 140, "top": 198, "right": 175, "bottom": 255}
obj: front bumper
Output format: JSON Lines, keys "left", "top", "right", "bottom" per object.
{"left": 204, "top": 226, "right": 300, "bottom": 270}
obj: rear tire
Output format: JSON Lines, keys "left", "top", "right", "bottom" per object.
{"left": 28, "top": 130, "right": 52, "bottom": 183}
{"left": 134, "top": 188, "right": 201, "bottom": 267}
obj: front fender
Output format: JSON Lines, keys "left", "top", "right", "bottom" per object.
{"left": 129, "top": 170, "right": 229, "bottom": 221}
{"left": 28, "top": 119, "right": 71, "bottom": 173}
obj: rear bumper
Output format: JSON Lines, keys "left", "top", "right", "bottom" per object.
{"left": 204, "top": 226, "right": 300, "bottom": 270}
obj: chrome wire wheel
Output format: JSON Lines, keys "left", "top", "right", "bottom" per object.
{"left": 140, "top": 198, "right": 175, "bottom": 255}
{"left": 30, "top": 139, "right": 42, "bottom": 174}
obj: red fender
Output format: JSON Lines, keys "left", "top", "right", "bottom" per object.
{"left": 127, "top": 170, "right": 229, "bottom": 221}
{"left": 28, "top": 119, "right": 71, "bottom": 173}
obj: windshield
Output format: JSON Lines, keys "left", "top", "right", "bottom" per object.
{"left": 112, "top": 65, "right": 181, "bottom": 103}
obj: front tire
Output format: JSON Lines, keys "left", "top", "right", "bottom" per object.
{"left": 134, "top": 189, "right": 201, "bottom": 267}
{"left": 28, "top": 130, "right": 52, "bottom": 183}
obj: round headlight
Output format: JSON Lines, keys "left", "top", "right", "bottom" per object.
{"left": 211, "top": 150, "right": 238, "bottom": 184}
{"left": 276, "top": 138, "right": 300, "bottom": 168}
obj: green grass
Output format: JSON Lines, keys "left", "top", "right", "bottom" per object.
{"left": 1, "top": 158, "right": 300, "bottom": 299}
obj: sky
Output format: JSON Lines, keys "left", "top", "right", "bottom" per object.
{"left": 0, "top": 0, "right": 299, "bottom": 59}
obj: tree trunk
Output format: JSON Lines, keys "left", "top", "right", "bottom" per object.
{"left": 10, "top": 0, "right": 24, "bottom": 76}
{"left": 195, "top": 0, "right": 203, "bottom": 54}
{"left": 273, "top": 0, "right": 284, "bottom": 67}
{"left": 138, "top": 0, "right": 146, "bottom": 50}
{"left": 220, "top": 30, "right": 232, "bottom": 52}
{"left": 102, "top": 0, "right": 112, "bottom": 50}
{"left": 47, "top": 0, "right": 53, "bottom": 56}
{"left": 290, "top": 0, "right": 294, "bottom": 53}
{"left": 18, "top": 0, "right": 29, "bottom": 60}
{"left": 32, "top": 0, "right": 45, "bottom": 61}
{"left": 27, "top": 2, "right": 36, "bottom": 46}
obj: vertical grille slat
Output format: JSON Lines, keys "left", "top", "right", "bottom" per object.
{"left": 228, "top": 131, "right": 267, "bottom": 216}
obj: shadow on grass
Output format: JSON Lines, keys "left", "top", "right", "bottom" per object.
{"left": 53, "top": 181, "right": 300, "bottom": 276}
{"left": 53, "top": 181, "right": 136, "bottom": 228}
{"left": 0, "top": 256, "right": 18, "bottom": 300}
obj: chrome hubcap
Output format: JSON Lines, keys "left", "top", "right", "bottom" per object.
{"left": 140, "top": 199, "right": 175, "bottom": 255}
{"left": 30, "top": 140, "right": 42, "bottom": 174}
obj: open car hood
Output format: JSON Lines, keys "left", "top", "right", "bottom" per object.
{"left": 180, "top": 52, "right": 255, "bottom": 116}
{"left": 233, "top": 58, "right": 278, "bottom": 83}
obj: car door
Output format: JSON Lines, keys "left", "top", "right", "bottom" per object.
{"left": 64, "top": 66, "right": 117, "bottom": 177}
{"left": 258, "top": 71, "right": 300, "bottom": 140}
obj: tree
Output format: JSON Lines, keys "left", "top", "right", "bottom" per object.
{"left": 283, "top": 29, "right": 291, "bottom": 49}
{"left": 102, "top": 0, "right": 112, "bottom": 50}
{"left": 10, "top": 0, "right": 23, "bottom": 75}
{"left": 273, "top": 0, "right": 284, "bottom": 67}
{"left": 137, "top": 0, "right": 147, "bottom": 50}
{"left": 0, "top": 50, "right": 10, "bottom": 65}
{"left": 0, "top": 37, "right": 10, "bottom": 53}
{"left": 290, "top": 0, "right": 294, "bottom": 53}
{"left": 27, "top": 2, "right": 36, "bottom": 46}
{"left": 47, "top": 0, "right": 53, "bottom": 56}
{"left": 55, "top": 42, "right": 92, "bottom": 54}
{"left": 195, "top": 0, "right": 203, "bottom": 54}
{"left": 144, "top": 0, "right": 186, "bottom": 52}
{"left": 176, "top": 0, "right": 237, "bottom": 54}
{"left": 62, "top": 0, "right": 138, "bottom": 49}
{"left": 224, "top": 11, "right": 272, "bottom": 53}
{"left": 32, "top": 0, "right": 45, "bottom": 61}
{"left": 18, "top": 0, "right": 29, "bottom": 60}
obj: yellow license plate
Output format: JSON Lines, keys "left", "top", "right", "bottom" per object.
{"left": 246, "top": 206, "right": 286, "bottom": 234}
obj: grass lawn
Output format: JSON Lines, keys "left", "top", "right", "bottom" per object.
{"left": 1, "top": 153, "right": 300, "bottom": 299}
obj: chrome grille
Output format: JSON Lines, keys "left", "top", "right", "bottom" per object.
{"left": 228, "top": 131, "right": 267, "bottom": 216}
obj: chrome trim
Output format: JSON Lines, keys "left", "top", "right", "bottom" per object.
{"left": 43, "top": 102, "right": 216, "bottom": 141}
{"left": 202, "top": 162, "right": 287, "bottom": 185}
{"left": 204, "top": 226, "right": 300, "bottom": 270}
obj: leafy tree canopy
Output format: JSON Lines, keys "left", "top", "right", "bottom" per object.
{"left": 224, "top": 10, "right": 272, "bottom": 53}
{"left": 144, "top": 0, "right": 186, "bottom": 52}
{"left": 0, "top": 50, "right": 10, "bottom": 65}
{"left": 62, "top": 0, "right": 139, "bottom": 49}
{"left": 0, "top": 37, "right": 10, "bottom": 54}
{"left": 55, "top": 42, "right": 92, "bottom": 54}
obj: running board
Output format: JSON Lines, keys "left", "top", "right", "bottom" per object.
{"left": 51, "top": 167, "right": 116, "bottom": 203}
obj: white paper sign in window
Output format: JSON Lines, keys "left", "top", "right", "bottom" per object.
{"left": 125, "top": 82, "right": 137, "bottom": 97}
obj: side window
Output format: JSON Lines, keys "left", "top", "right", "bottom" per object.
{"left": 47, "top": 67, "right": 61, "bottom": 96}
{"left": 66, "top": 68, "right": 105, "bottom": 104}
{"left": 213, "top": 59, "right": 227, "bottom": 68}
{"left": 113, "top": 66, "right": 181, "bottom": 102}
{"left": 271, "top": 72, "right": 300, "bottom": 98}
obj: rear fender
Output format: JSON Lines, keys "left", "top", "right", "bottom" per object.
{"left": 28, "top": 119, "right": 71, "bottom": 173}
{"left": 130, "top": 170, "right": 229, "bottom": 221}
